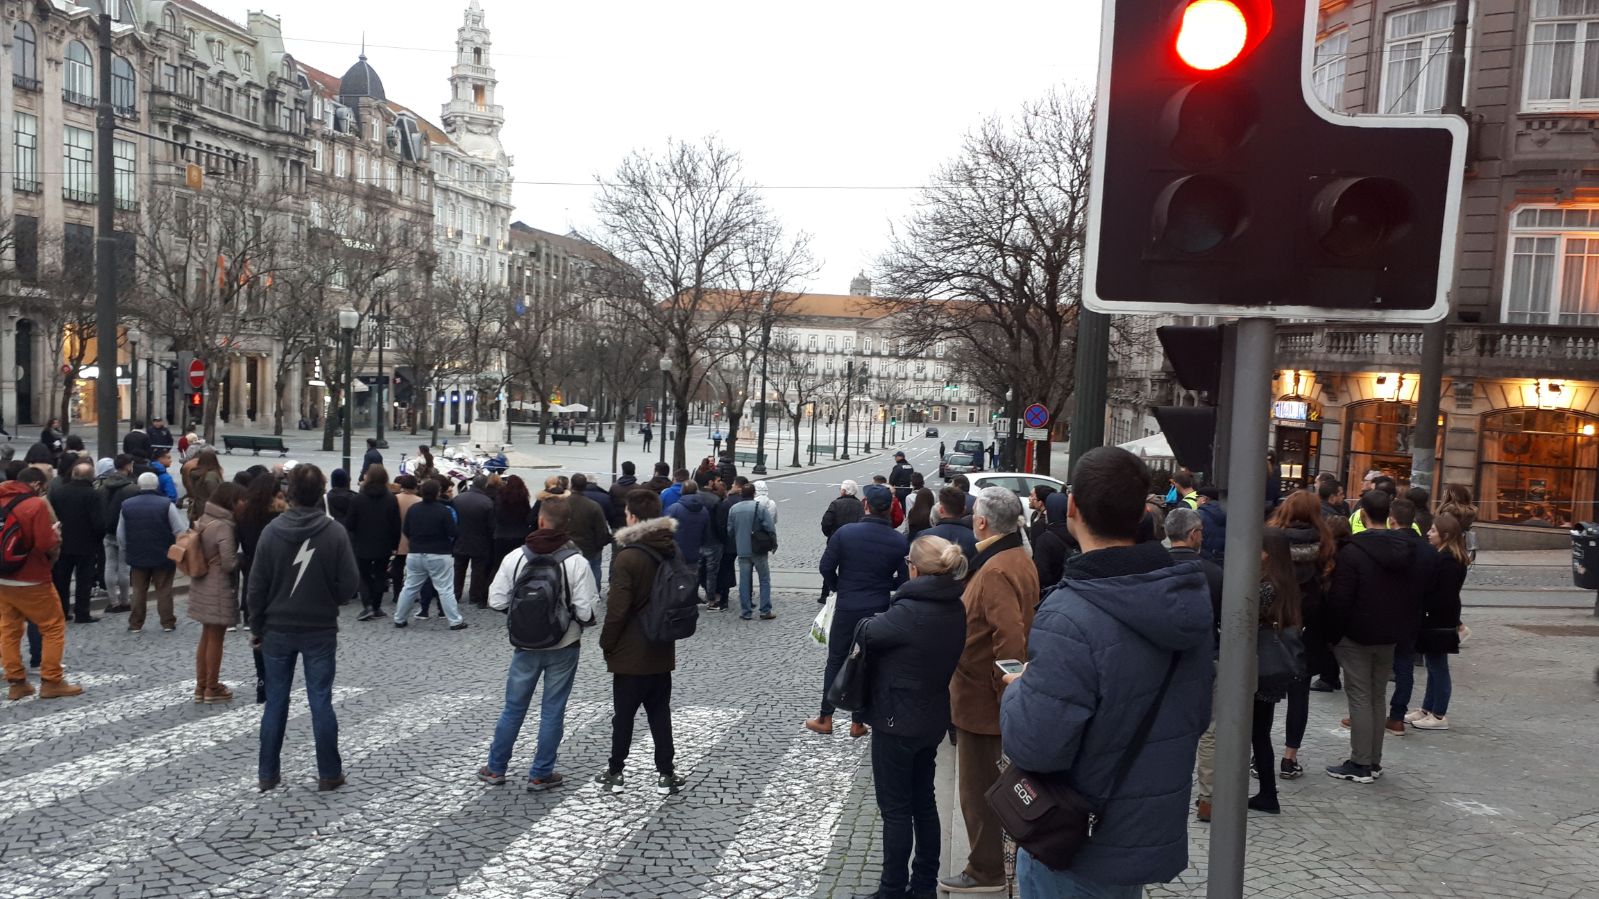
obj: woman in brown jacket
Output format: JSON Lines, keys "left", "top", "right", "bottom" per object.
{"left": 185, "top": 449, "right": 225, "bottom": 523}
{"left": 189, "top": 482, "right": 243, "bottom": 703}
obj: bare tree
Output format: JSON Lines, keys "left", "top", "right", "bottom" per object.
{"left": 388, "top": 278, "right": 468, "bottom": 445}
{"left": 872, "top": 88, "right": 1096, "bottom": 475}
{"left": 261, "top": 236, "right": 335, "bottom": 436}
{"left": 20, "top": 229, "right": 114, "bottom": 431}
{"left": 593, "top": 136, "right": 816, "bottom": 471}
{"left": 767, "top": 336, "right": 825, "bottom": 468}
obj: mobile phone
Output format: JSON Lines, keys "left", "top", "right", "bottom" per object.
{"left": 995, "top": 659, "right": 1025, "bottom": 676}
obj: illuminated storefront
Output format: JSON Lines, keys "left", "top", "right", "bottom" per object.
{"left": 1477, "top": 409, "right": 1598, "bottom": 528}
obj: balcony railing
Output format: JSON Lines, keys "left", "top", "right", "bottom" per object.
{"left": 62, "top": 89, "right": 95, "bottom": 107}
{"left": 63, "top": 185, "right": 96, "bottom": 204}
{"left": 13, "top": 177, "right": 40, "bottom": 194}
{"left": 13, "top": 74, "right": 39, "bottom": 91}
{"left": 1276, "top": 322, "right": 1599, "bottom": 379}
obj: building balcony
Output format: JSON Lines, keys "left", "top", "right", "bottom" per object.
{"left": 13, "top": 177, "right": 40, "bottom": 194}
{"left": 63, "top": 186, "right": 96, "bottom": 205}
{"left": 1276, "top": 322, "right": 1599, "bottom": 380}
{"left": 149, "top": 89, "right": 195, "bottom": 117}
{"left": 13, "top": 74, "right": 39, "bottom": 92}
{"left": 62, "top": 89, "right": 95, "bottom": 108}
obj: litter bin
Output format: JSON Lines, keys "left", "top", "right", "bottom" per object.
{"left": 1574, "top": 523, "right": 1599, "bottom": 590}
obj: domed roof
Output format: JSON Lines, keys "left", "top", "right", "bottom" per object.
{"left": 339, "top": 54, "right": 385, "bottom": 105}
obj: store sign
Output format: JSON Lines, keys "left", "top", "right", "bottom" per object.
{"left": 1273, "top": 400, "right": 1309, "bottom": 422}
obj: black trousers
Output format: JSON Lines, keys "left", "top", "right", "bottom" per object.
{"left": 1252, "top": 698, "right": 1278, "bottom": 800}
{"left": 872, "top": 731, "right": 943, "bottom": 896}
{"left": 609, "top": 672, "right": 674, "bottom": 775}
{"left": 820, "top": 606, "right": 876, "bottom": 721}
{"left": 53, "top": 553, "right": 96, "bottom": 620}
{"left": 356, "top": 556, "right": 390, "bottom": 611}
{"left": 453, "top": 553, "right": 493, "bottom": 606}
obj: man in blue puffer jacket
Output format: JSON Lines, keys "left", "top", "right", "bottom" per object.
{"left": 1000, "top": 446, "right": 1214, "bottom": 897}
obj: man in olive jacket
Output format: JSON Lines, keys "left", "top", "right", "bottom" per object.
{"left": 943, "top": 486, "right": 1039, "bottom": 895}
{"left": 596, "top": 488, "right": 684, "bottom": 797}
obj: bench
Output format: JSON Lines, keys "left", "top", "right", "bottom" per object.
{"left": 221, "top": 434, "right": 290, "bottom": 457}
{"left": 549, "top": 433, "right": 588, "bottom": 445}
{"left": 732, "top": 451, "right": 766, "bottom": 466}
{"left": 807, "top": 444, "right": 836, "bottom": 455}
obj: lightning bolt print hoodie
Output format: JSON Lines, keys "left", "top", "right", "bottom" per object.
{"left": 248, "top": 505, "right": 360, "bottom": 637}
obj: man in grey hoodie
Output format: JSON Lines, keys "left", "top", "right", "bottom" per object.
{"left": 249, "top": 463, "right": 359, "bottom": 793}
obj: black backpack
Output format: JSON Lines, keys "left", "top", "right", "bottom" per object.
{"left": 506, "top": 546, "right": 581, "bottom": 650}
{"left": 627, "top": 544, "right": 700, "bottom": 645}
{"left": 0, "top": 494, "right": 35, "bottom": 577}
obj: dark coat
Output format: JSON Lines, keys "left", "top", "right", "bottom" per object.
{"left": 717, "top": 458, "right": 737, "bottom": 485}
{"left": 608, "top": 476, "right": 640, "bottom": 526}
{"left": 402, "top": 498, "right": 458, "bottom": 555}
{"left": 922, "top": 519, "right": 977, "bottom": 564}
{"left": 360, "top": 448, "right": 383, "bottom": 478}
{"left": 1415, "top": 552, "right": 1467, "bottom": 654}
{"left": 600, "top": 517, "right": 679, "bottom": 675}
{"left": 450, "top": 488, "right": 497, "bottom": 557}
{"left": 667, "top": 492, "right": 711, "bottom": 561}
{"left": 325, "top": 486, "right": 355, "bottom": 524}
{"left": 147, "top": 426, "right": 175, "bottom": 452}
{"left": 49, "top": 478, "right": 106, "bottom": 556}
{"left": 1197, "top": 501, "right": 1227, "bottom": 562}
{"left": 1030, "top": 521, "right": 1077, "bottom": 592}
{"left": 712, "top": 493, "right": 745, "bottom": 548}
{"left": 582, "top": 484, "right": 616, "bottom": 528}
{"left": 1001, "top": 541, "right": 1214, "bottom": 887}
{"left": 643, "top": 475, "right": 673, "bottom": 494}
{"left": 1169, "top": 546, "right": 1223, "bottom": 659}
{"left": 820, "top": 515, "right": 908, "bottom": 613}
{"left": 122, "top": 430, "right": 151, "bottom": 460}
{"left": 1327, "top": 529, "right": 1420, "bottom": 646}
{"left": 566, "top": 491, "right": 612, "bottom": 560}
{"left": 121, "top": 491, "right": 182, "bottom": 569}
{"left": 861, "top": 574, "right": 968, "bottom": 738}
{"left": 493, "top": 496, "right": 533, "bottom": 545}
{"left": 96, "top": 472, "right": 137, "bottom": 531}
{"left": 343, "top": 484, "right": 402, "bottom": 561}
{"left": 821, "top": 494, "right": 864, "bottom": 538}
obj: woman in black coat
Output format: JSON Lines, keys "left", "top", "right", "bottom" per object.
{"left": 857, "top": 535, "right": 969, "bottom": 899}
{"left": 1410, "top": 512, "right": 1469, "bottom": 731}
{"left": 1267, "top": 490, "right": 1337, "bottom": 779}
{"left": 342, "top": 464, "right": 402, "bottom": 620}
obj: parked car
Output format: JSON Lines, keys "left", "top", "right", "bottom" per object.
{"left": 938, "top": 452, "right": 977, "bottom": 481}
{"left": 925, "top": 427, "right": 939, "bottom": 438}
{"left": 969, "top": 472, "right": 1067, "bottom": 530}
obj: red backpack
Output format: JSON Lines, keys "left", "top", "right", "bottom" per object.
{"left": 0, "top": 494, "right": 37, "bottom": 576}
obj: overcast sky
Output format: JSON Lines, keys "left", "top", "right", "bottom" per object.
{"left": 206, "top": 0, "right": 1102, "bottom": 294}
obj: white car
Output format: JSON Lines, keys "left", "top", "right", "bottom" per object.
{"left": 969, "top": 472, "right": 1065, "bottom": 498}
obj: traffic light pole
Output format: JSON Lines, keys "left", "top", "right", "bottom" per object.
{"left": 1207, "top": 317, "right": 1275, "bottom": 899}
{"left": 841, "top": 361, "right": 852, "bottom": 460}
{"left": 1067, "top": 308, "right": 1110, "bottom": 479}
{"left": 93, "top": 12, "right": 118, "bottom": 461}
{"left": 1409, "top": 0, "right": 1470, "bottom": 497}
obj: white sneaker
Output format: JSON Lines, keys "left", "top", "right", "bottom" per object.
{"left": 1412, "top": 714, "right": 1450, "bottom": 730}
{"left": 1403, "top": 709, "right": 1429, "bottom": 723}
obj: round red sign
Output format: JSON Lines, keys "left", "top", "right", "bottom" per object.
{"left": 187, "top": 358, "right": 205, "bottom": 390}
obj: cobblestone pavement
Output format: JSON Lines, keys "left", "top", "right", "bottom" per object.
{"left": 5, "top": 586, "right": 1599, "bottom": 898}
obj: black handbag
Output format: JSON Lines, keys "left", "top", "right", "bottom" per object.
{"left": 825, "top": 618, "right": 872, "bottom": 711}
{"left": 751, "top": 525, "right": 778, "bottom": 555}
{"left": 1256, "top": 625, "right": 1307, "bottom": 695}
{"left": 985, "top": 653, "right": 1180, "bottom": 870}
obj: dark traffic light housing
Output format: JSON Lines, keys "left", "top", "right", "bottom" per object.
{"left": 1085, "top": 0, "right": 1465, "bottom": 320}
{"left": 1152, "top": 325, "right": 1222, "bottom": 472}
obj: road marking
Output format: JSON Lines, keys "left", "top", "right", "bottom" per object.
{"left": 0, "top": 686, "right": 364, "bottom": 826}
{"left": 444, "top": 706, "right": 740, "bottom": 899}
{"left": 0, "top": 671, "right": 136, "bottom": 707}
{"left": 700, "top": 722, "right": 869, "bottom": 898}
{"left": 0, "top": 682, "right": 201, "bottom": 756}
{"left": 1446, "top": 799, "right": 1508, "bottom": 817}
{"left": 1, "top": 691, "right": 457, "bottom": 899}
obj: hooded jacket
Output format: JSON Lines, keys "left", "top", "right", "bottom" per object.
{"left": 600, "top": 516, "right": 679, "bottom": 675}
{"left": 1000, "top": 540, "right": 1214, "bottom": 887}
{"left": 343, "top": 482, "right": 402, "bottom": 561}
{"left": 820, "top": 515, "right": 908, "bottom": 613}
{"left": 821, "top": 493, "right": 864, "bottom": 537}
{"left": 96, "top": 470, "right": 137, "bottom": 531}
{"left": 247, "top": 505, "right": 360, "bottom": 635}
{"left": 0, "top": 481, "right": 59, "bottom": 584}
{"left": 1030, "top": 491, "right": 1077, "bottom": 592}
{"left": 608, "top": 475, "right": 640, "bottom": 525}
{"left": 861, "top": 573, "right": 968, "bottom": 738}
{"left": 1326, "top": 528, "right": 1420, "bottom": 646}
{"left": 583, "top": 483, "right": 617, "bottom": 529}
{"left": 666, "top": 492, "right": 711, "bottom": 561}
{"left": 659, "top": 480, "right": 686, "bottom": 512}
{"left": 149, "top": 460, "right": 178, "bottom": 504}
{"left": 1197, "top": 500, "right": 1227, "bottom": 562}
{"left": 752, "top": 481, "right": 777, "bottom": 523}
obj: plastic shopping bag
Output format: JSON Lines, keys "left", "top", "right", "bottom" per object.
{"left": 810, "top": 594, "right": 836, "bottom": 648}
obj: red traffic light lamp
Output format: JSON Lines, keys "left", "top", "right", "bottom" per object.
{"left": 1174, "top": 0, "right": 1252, "bottom": 71}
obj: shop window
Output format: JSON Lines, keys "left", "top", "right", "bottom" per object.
{"left": 1341, "top": 399, "right": 1444, "bottom": 491}
{"left": 1477, "top": 408, "right": 1598, "bottom": 527}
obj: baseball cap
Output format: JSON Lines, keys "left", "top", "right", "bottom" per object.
{"left": 863, "top": 484, "right": 893, "bottom": 512}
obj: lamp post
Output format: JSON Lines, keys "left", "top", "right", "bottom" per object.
{"left": 373, "top": 297, "right": 388, "bottom": 449}
{"left": 126, "top": 328, "right": 141, "bottom": 427}
{"left": 337, "top": 306, "right": 358, "bottom": 476}
{"left": 753, "top": 300, "right": 771, "bottom": 475}
{"left": 841, "top": 360, "right": 853, "bottom": 460}
{"left": 658, "top": 355, "right": 671, "bottom": 466}
{"left": 809, "top": 401, "right": 818, "bottom": 466}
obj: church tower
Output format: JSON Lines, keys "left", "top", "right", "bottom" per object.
{"left": 441, "top": 0, "right": 506, "bottom": 160}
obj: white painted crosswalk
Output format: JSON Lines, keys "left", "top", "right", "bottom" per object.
{"left": 0, "top": 681, "right": 200, "bottom": 756}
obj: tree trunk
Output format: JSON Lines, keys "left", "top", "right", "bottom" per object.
{"left": 272, "top": 374, "right": 287, "bottom": 436}
{"left": 58, "top": 378, "right": 75, "bottom": 437}
{"left": 672, "top": 391, "right": 691, "bottom": 473}
{"left": 611, "top": 412, "right": 623, "bottom": 477}
{"left": 725, "top": 410, "right": 743, "bottom": 457}
{"left": 321, "top": 383, "right": 339, "bottom": 452}
{"left": 538, "top": 400, "right": 549, "bottom": 445}
{"left": 790, "top": 414, "right": 802, "bottom": 468}
{"left": 203, "top": 373, "right": 223, "bottom": 444}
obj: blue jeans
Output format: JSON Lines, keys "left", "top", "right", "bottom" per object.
{"left": 1388, "top": 639, "right": 1415, "bottom": 720}
{"left": 738, "top": 554, "right": 771, "bottom": 616}
{"left": 392, "top": 553, "right": 463, "bottom": 626}
{"left": 486, "top": 643, "right": 582, "bottom": 780}
{"left": 1422, "top": 651, "right": 1453, "bottom": 716}
{"left": 588, "top": 555, "right": 602, "bottom": 592}
{"left": 258, "top": 629, "right": 342, "bottom": 781}
{"left": 1017, "top": 850, "right": 1144, "bottom": 899}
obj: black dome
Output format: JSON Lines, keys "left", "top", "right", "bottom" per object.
{"left": 339, "top": 55, "right": 385, "bottom": 105}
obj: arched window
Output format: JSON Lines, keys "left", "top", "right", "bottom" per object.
{"left": 112, "top": 56, "right": 137, "bottom": 115}
{"left": 64, "top": 41, "right": 94, "bottom": 105}
{"left": 1478, "top": 407, "right": 1599, "bottom": 527}
{"left": 472, "top": 47, "right": 483, "bottom": 65}
{"left": 12, "top": 23, "right": 38, "bottom": 88}
{"left": 162, "top": 10, "right": 178, "bottom": 33}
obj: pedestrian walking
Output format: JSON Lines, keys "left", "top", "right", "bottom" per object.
{"left": 40, "top": 418, "right": 64, "bottom": 454}
{"left": 96, "top": 455, "right": 137, "bottom": 614}
{"left": 478, "top": 495, "right": 600, "bottom": 791}
{"left": 1248, "top": 531, "right": 1305, "bottom": 815}
{"left": 120, "top": 473, "right": 186, "bottom": 633}
{"left": 727, "top": 482, "right": 776, "bottom": 620}
{"left": 249, "top": 463, "right": 358, "bottom": 792}
{"left": 48, "top": 461, "right": 104, "bottom": 623}
{"left": 596, "top": 489, "right": 687, "bottom": 796}
{"left": 0, "top": 468, "right": 83, "bottom": 701}
{"left": 188, "top": 482, "right": 242, "bottom": 703}
{"left": 712, "top": 429, "right": 723, "bottom": 456}
{"left": 821, "top": 480, "right": 864, "bottom": 538}
{"left": 452, "top": 475, "right": 497, "bottom": 608}
{"left": 811, "top": 484, "right": 906, "bottom": 738}
{"left": 854, "top": 535, "right": 968, "bottom": 899}
{"left": 392, "top": 479, "right": 468, "bottom": 630}
{"left": 360, "top": 439, "right": 383, "bottom": 480}
{"left": 344, "top": 464, "right": 401, "bottom": 621}
{"left": 1410, "top": 512, "right": 1469, "bottom": 731}
{"left": 888, "top": 452, "right": 915, "bottom": 508}
{"left": 941, "top": 486, "right": 1038, "bottom": 895}
{"left": 998, "top": 446, "right": 1213, "bottom": 896}
{"left": 641, "top": 424, "right": 653, "bottom": 455}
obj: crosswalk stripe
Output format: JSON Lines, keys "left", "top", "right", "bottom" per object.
{"left": 0, "top": 690, "right": 457, "bottom": 898}
{"left": 700, "top": 729, "right": 869, "bottom": 898}
{"left": 0, "top": 682, "right": 200, "bottom": 756}
{"left": 233, "top": 700, "right": 615, "bottom": 899}
{"left": 444, "top": 705, "right": 742, "bottom": 899}
{"left": 0, "top": 686, "right": 364, "bottom": 826}
{"left": 0, "top": 671, "right": 136, "bottom": 708}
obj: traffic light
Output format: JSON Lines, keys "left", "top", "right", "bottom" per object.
{"left": 1151, "top": 325, "right": 1222, "bottom": 472}
{"left": 188, "top": 392, "right": 203, "bottom": 414}
{"left": 1085, "top": 0, "right": 1465, "bottom": 320}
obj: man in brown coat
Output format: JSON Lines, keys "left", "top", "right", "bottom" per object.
{"left": 943, "top": 485, "right": 1038, "bottom": 894}
{"left": 596, "top": 488, "right": 686, "bottom": 797}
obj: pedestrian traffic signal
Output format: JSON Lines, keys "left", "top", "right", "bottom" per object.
{"left": 1084, "top": 0, "right": 1466, "bottom": 321}
{"left": 1151, "top": 325, "right": 1222, "bottom": 472}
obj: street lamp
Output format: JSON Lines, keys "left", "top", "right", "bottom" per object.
{"left": 658, "top": 355, "right": 671, "bottom": 466}
{"left": 337, "top": 306, "right": 359, "bottom": 476}
{"left": 753, "top": 299, "right": 772, "bottom": 475}
{"left": 373, "top": 296, "right": 389, "bottom": 449}
{"left": 126, "top": 328, "right": 142, "bottom": 427}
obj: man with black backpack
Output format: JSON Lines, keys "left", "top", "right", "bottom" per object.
{"left": 478, "top": 495, "right": 600, "bottom": 791}
{"left": 597, "top": 488, "right": 698, "bottom": 796}
{"left": 0, "top": 468, "right": 83, "bottom": 700}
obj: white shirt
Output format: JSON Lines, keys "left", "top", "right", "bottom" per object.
{"left": 488, "top": 544, "right": 602, "bottom": 650}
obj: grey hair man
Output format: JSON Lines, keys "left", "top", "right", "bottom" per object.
{"left": 1165, "top": 506, "right": 1224, "bottom": 821}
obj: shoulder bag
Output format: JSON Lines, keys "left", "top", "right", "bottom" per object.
{"left": 984, "top": 652, "right": 1181, "bottom": 871}
{"left": 1256, "top": 624, "right": 1307, "bottom": 695}
{"left": 824, "top": 617, "right": 873, "bottom": 711}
